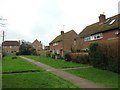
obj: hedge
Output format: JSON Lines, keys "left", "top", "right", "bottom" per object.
{"left": 64, "top": 52, "right": 89, "bottom": 64}
{"left": 89, "top": 39, "right": 119, "bottom": 73}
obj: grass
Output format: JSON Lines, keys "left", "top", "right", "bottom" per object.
{"left": 3, "top": 72, "right": 77, "bottom": 88}
{"left": 25, "top": 56, "right": 89, "bottom": 69}
{"left": 2, "top": 56, "right": 42, "bottom": 72}
{"left": 2, "top": 56, "right": 77, "bottom": 88}
{"left": 66, "top": 68, "right": 119, "bottom": 88}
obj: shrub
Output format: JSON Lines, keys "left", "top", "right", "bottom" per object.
{"left": 89, "top": 42, "right": 107, "bottom": 69}
{"left": 64, "top": 53, "right": 72, "bottom": 62}
{"left": 16, "top": 52, "right": 20, "bottom": 56}
{"left": 51, "top": 53, "right": 56, "bottom": 59}
{"left": 64, "top": 52, "right": 89, "bottom": 63}
{"left": 70, "top": 53, "right": 89, "bottom": 64}
{"left": 89, "top": 40, "right": 119, "bottom": 73}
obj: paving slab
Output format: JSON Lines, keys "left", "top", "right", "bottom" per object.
{"left": 20, "top": 56, "right": 107, "bottom": 88}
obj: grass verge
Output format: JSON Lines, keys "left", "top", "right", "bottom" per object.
{"left": 66, "top": 68, "right": 119, "bottom": 88}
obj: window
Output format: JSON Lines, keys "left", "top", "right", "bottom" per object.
{"left": 14, "top": 46, "right": 16, "bottom": 48}
{"left": 109, "top": 19, "right": 116, "bottom": 25}
{"left": 95, "top": 33, "right": 103, "bottom": 39}
{"left": 53, "top": 43, "right": 58, "bottom": 46}
{"left": 84, "top": 36, "right": 90, "bottom": 41}
{"left": 74, "top": 40, "right": 76, "bottom": 45}
{"left": 115, "top": 31, "right": 119, "bottom": 35}
{"left": 84, "top": 33, "right": 103, "bottom": 41}
{"left": 105, "top": 18, "right": 110, "bottom": 23}
{"left": 10, "top": 46, "right": 12, "bottom": 48}
{"left": 56, "top": 50, "right": 60, "bottom": 54}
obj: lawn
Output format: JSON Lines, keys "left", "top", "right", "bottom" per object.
{"left": 25, "top": 56, "right": 89, "bottom": 68}
{"left": 66, "top": 68, "right": 119, "bottom": 88}
{"left": 2, "top": 56, "right": 77, "bottom": 88}
{"left": 3, "top": 72, "right": 77, "bottom": 88}
{"left": 2, "top": 56, "right": 42, "bottom": 72}
{"left": 24, "top": 55, "right": 119, "bottom": 88}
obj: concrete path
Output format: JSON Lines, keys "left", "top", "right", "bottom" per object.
{"left": 20, "top": 56, "right": 106, "bottom": 88}
{"left": 61, "top": 66, "right": 93, "bottom": 70}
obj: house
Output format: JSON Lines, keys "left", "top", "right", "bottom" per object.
{"left": 72, "top": 14, "right": 120, "bottom": 51}
{"left": 32, "top": 39, "right": 43, "bottom": 54}
{"left": 49, "top": 30, "right": 77, "bottom": 57}
{"left": 2, "top": 41, "right": 20, "bottom": 55}
{"left": 44, "top": 46, "right": 50, "bottom": 50}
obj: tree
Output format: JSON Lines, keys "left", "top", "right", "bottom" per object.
{"left": 19, "top": 40, "right": 37, "bottom": 55}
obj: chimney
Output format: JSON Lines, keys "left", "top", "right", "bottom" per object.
{"left": 61, "top": 31, "right": 64, "bottom": 35}
{"left": 99, "top": 14, "right": 106, "bottom": 23}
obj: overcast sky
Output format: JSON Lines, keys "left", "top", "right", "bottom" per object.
{"left": 0, "top": 0, "right": 119, "bottom": 46}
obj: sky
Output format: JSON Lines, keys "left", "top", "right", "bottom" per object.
{"left": 0, "top": 0, "right": 119, "bottom": 46}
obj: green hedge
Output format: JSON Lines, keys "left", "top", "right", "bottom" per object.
{"left": 89, "top": 40, "right": 119, "bottom": 73}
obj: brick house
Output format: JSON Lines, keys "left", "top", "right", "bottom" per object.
{"left": 72, "top": 14, "right": 120, "bottom": 51}
{"left": 2, "top": 41, "right": 20, "bottom": 55}
{"left": 32, "top": 39, "right": 43, "bottom": 54}
{"left": 49, "top": 30, "right": 77, "bottom": 57}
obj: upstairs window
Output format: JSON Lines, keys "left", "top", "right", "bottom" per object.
{"left": 94, "top": 33, "right": 103, "bottom": 39}
{"left": 84, "top": 36, "right": 90, "bottom": 41}
{"left": 84, "top": 33, "right": 103, "bottom": 41}
{"left": 53, "top": 43, "right": 58, "bottom": 46}
{"left": 10, "top": 46, "right": 12, "bottom": 48}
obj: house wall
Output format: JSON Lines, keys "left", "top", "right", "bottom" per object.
{"left": 32, "top": 41, "right": 42, "bottom": 54}
{"left": 63, "top": 31, "right": 77, "bottom": 52}
{"left": 50, "top": 41, "right": 63, "bottom": 55}
{"left": 3, "top": 46, "right": 19, "bottom": 54}
{"left": 79, "top": 29, "right": 119, "bottom": 50}
{"left": 50, "top": 31, "right": 77, "bottom": 56}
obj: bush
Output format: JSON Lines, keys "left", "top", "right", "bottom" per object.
{"left": 89, "top": 42, "right": 107, "bottom": 69}
{"left": 12, "top": 56, "right": 17, "bottom": 59}
{"left": 64, "top": 53, "right": 72, "bottom": 61}
{"left": 51, "top": 53, "right": 56, "bottom": 59}
{"left": 89, "top": 40, "right": 119, "bottom": 73}
{"left": 64, "top": 52, "right": 89, "bottom": 64}
{"left": 16, "top": 52, "right": 20, "bottom": 56}
{"left": 70, "top": 53, "right": 89, "bottom": 64}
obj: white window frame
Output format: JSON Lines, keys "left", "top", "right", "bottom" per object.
{"left": 53, "top": 43, "right": 58, "bottom": 46}
{"left": 84, "top": 33, "right": 103, "bottom": 41}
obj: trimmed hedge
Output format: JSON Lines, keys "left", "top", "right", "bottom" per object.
{"left": 89, "top": 39, "right": 119, "bottom": 73}
{"left": 65, "top": 52, "right": 89, "bottom": 64}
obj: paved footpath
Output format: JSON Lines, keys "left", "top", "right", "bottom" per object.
{"left": 20, "top": 56, "right": 107, "bottom": 88}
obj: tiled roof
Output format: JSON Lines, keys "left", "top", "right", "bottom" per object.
{"left": 2, "top": 41, "right": 20, "bottom": 46}
{"left": 79, "top": 14, "right": 120, "bottom": 37}
{"left": 50, "top": 30, "right": 76, "bottom": 44}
